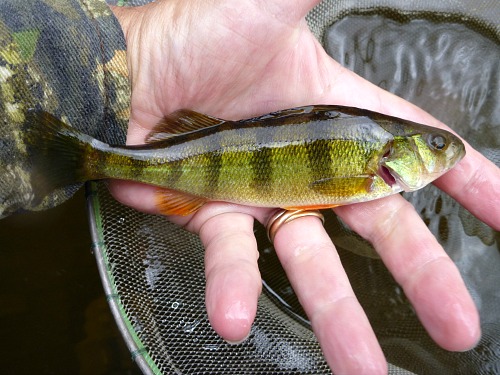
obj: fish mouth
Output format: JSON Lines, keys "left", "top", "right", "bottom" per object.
{"left": 378, "top": 164, "right": 397, "bottom": 187}
{"left": 378, "top": 163, "right": 412, "bottom": 192}
{"left": 377, "top": 144, "right": 401, "bottom": 190}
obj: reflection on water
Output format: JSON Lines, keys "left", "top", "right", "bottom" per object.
{"left": 326, "top": 15, "right": 500, "bottom": 140}
{"left": 0, "top": 190, "right": 141, "bottom": 375}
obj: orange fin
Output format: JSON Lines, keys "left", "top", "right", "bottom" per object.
{"left": 154, "top": 188, "right": 207, "bottom": 216}
{"left": 146, "top": 109, "right": 225, "bottom": 143}
{"left": 284, "top": 204, "right": 341, "bottom": 210}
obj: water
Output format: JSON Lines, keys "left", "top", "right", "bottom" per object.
{"left": 325, "top": 14, "right": 500, "bottom": 151}
{"left": 0, "top": 190, "right": 141, "bottom": 374}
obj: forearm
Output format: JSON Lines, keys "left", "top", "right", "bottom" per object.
{"left": 0, "top": 0, "right": 130, "bottom": 218}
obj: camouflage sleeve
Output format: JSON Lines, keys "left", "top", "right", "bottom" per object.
{"left": 0, "top": 0, "right": 130, "bottom": 218}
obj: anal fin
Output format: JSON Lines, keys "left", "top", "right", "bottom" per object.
{"left": 155, "top": 188, "right": 207, "bottom": 216}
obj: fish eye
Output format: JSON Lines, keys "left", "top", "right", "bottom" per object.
{"left": 428, "top": 134, "right": 447, "bottom": 150}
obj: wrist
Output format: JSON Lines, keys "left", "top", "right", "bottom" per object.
{"left": 108, "top": 5, "right": 135, "bottom": 40}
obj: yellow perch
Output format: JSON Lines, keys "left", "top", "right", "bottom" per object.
{"left": 25, "top": 105, "right": 465, "bottom": 215}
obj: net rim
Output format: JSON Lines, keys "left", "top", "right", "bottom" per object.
{"left": 86, "top": 181, "right": 160, "bottom": 375}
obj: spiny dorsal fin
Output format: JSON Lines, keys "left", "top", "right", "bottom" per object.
{"left": 146, "top": 109, "right": 226, "bottom": 143}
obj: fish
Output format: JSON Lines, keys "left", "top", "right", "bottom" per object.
{"left": 24, "top": 105, "right": 465, "bottom": 216}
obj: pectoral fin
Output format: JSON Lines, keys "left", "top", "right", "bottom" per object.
{"left": 310, "top": 176, "right": 375, "bottom": 196}
{"left": 155, "top": 189, "right": 207, "bottom": 216}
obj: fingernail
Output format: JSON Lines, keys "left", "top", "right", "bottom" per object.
{"left": 225, "top": 300, "right": 251, "bottom": 323}
{"left": 448, "top": 301, "right": 481, "bottom": 351}
{"left": 224, "top": 332, "right": 250, "bottom": 345}
{"left": 221, "top": 300, "right": 252, "bottom": 344}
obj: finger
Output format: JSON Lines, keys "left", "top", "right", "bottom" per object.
{"left": 334, "top": 195, "right": 481, "bottom": 351}
{"left": 109, "top": 179, "right": 266, "bottom": 342}
{"left": 107, "top": 180, "right": 160, "bottom": 215}
{"left": 271, "top": 215, "right": 387, "bottom": 374}
{"left": 198, "top": 211, "right": 262, "bottom": 343}
{"left": 107, "top": 180, "right": 195, "bottom": 227}
{"left": 433, "top": 147, "right": 500, "bottom": 230}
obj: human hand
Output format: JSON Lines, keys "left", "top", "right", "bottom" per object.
{"left": 109, "top": 1, "right": 500, "bottom": 373}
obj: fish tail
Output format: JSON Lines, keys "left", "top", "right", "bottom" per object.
{"left": 24, "top": 110, "right": 102, "bottom": 204}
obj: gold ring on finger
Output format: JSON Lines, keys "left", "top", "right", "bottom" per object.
{"left": 266, "top": 209, "right": 325, "bottom": 244}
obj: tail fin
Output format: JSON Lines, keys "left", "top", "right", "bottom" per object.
{"left": 24, "top": 110, "right": 96, "bottom": 204}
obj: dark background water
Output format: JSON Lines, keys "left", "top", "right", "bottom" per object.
{"left": 0, "top": 189, "right": 141, "bottom": 374}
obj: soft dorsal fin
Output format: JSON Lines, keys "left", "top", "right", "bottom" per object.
{"left": 146, "top": 109, "right": 226, "bottom": 143}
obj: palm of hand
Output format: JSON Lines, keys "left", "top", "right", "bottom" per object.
{"left": 109, "top": 1, "right": 499, "bottom": 374}
{"left": 125, "top": 1, "right": 337, "bottom": 135}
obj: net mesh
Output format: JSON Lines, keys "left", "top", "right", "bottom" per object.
{"left": 87, "top": 1, "right": 499, "bottom": 374}
{"left": 87, "top": 182, "right": 333, "bottom": 375}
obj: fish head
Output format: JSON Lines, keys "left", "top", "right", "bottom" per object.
{"left": 378, "top": 127, "right": 465, "bottom": 192}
